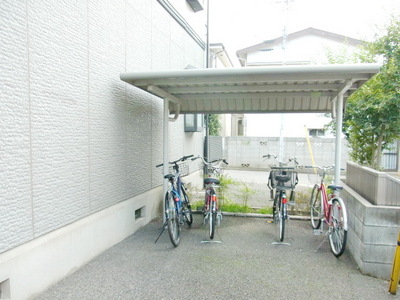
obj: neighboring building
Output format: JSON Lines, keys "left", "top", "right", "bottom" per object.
{"left": 209, "top": 43, "right": 247, "bottom": 137}
{"left": 237, "top": 27, "right": 364, "bottom": 67}
{"left": 1, "top": 1, "right": 206, "bottom": 298}
{"left": 236, "top": 27, "right": 364, "bottom": 138}
{"left": 209, "top": 43, "right": 234, "bottom": 68}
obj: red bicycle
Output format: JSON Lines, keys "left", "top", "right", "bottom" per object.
{"left": 307, "top": 165, "right": 348, "bottom": 257}
{"left": 192, "top": 156, "right": 228, "bottom": 240}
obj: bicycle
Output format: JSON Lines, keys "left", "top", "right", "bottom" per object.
{"left": 263, "top": 154, "right": 298, "bottom": 242}
{"left": 192, "top": 156, "right": 228, "bottom": 240}
{"left": 155, "top": 155, "right": 194, "bottom": 247}
{"left": 306, "top": 165, "right": 348, "bottom": 257}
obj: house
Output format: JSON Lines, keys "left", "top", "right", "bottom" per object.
{"left": 209, "top": 43, "right": 246, "bottom": 137}
{"left": 0, "top": 1, "right": 206, "bottom": 298}
{"left": 235, "top": 28, "right": 365, "bottom": 139}
{"left": 237, "top": 27, "right": 364, "bottom": 67}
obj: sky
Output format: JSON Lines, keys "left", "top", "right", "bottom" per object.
{"left": 209, "top": 0, "right": 400, "bottom": 67}
{"left": 206, "top": 0, "right": 400, "bottom": 137}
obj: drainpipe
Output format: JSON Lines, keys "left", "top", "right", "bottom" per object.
{"left": 163, "top": 98, "right": 169, "bottom": 222}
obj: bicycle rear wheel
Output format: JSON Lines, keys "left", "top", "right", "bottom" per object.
{"left": 278, "top": 202, "right": 285, "bottom": 242}
{"left": 329, "top": 198, "right": 348, "bottom": 257}
{"left": 310, "top": 184, "right": 322, "bottom": 229}
{"left": 165, "top": 191, "right": 180, "bottom": 247}
{"left": 209, "top": 201, "right": 216, "bottom": 239}
{"left": 181, "top": 187, "right": 193, "bottom": 226}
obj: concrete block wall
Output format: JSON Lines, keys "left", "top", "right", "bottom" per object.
{"left": 346, "top": 161, "right": 400, "bottom": 206}
{"left": 1, "top": 0, "right": 204, "bottom": 298}
{"left": 221, "top": 136, "right": 349, "bottom": 169}
{"left": 342, "top": 183, "right": 400, "bottom": 279}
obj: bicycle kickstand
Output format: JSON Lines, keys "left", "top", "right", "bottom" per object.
{"left": 154, "top": 221, "right": 168, "bottom": 244}
{"left": 314, "top": 231, "right": 329, "bottom": 253}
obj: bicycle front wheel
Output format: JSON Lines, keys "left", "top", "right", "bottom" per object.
{"left": 310, "top": 184, "right": 322, "bottom": 229}
{"left": 165, "top": 192, "right": 180, "bottom": 247}
{"left": 273, "top": 191, "right": 285, "bottom": 242}
{"left": 278, "top": 199, "right": 285, "bottom": 242}
{"left": 181, "top": 187, "right": 193, "bottom": 226}
{"left": 329, "top": 198, "right": 348, "bottom": 257}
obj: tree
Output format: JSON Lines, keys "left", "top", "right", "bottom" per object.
{"left": 208, "top": 114, "right": 221, "bottom": 136}
{"left": 343, "top": 17, "right": 400, "bottom": 169}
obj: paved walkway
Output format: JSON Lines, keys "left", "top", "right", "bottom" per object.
{"left": 36, "top": 214, "right": 397, "bottom": 299}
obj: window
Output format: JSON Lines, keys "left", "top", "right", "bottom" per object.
{"left": 186, "top": 0, "right": 204, "bottom": 12}
{"left": 184, "top": 114, "right": 203, "bottom": 132}
{"left": 308, "top": 128, "right": 325, "bottom": 137}
{"left": 238, "top": 119, "right": 244, "bottom": 136}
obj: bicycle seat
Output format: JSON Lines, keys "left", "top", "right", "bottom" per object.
{"left": 275, "top": 175, "right": 291, "bottom": 183}
{"left": 164, "top": 174, "right": 175, "bottom": 180}
{"left": 327, "top": 185, "right": 343, "bottom": 191}
{"left": 204, "top": 178, "right": 220, "bottom": 185}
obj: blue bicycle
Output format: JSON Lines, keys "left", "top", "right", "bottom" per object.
{"left": 155, "top": 155, "right": 193, "bottom": 247}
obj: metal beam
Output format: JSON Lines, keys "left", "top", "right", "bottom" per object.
{"left": 178, "top": 91, "right": 335, "bottom": 100}
{"left": 166, "top": 83, "right": 341, "bottom": 94}
{"left": 147, "top": 84, "right": 183, "bottom": 106}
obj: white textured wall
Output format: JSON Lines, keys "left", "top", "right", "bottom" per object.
{"left": 0, "top": 0, "right": 205, "bottom": 254}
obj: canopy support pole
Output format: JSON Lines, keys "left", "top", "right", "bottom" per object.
{"left": 334, "top": 79, "right": 353, "bottom": 185}
{"left": 334, "top": 93, "right": 343, "bottom": 185}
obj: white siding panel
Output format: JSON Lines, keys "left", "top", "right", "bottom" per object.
{"left": 0, "top": 0, "right": 33, "bottom": 252}
{"left": 29, "top": 0, "right": 90, "bottom": 236}
{"left": 88, "top": 0, "right": 127, "bottom": 212}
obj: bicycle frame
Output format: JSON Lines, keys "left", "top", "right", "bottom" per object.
{"left": 309, "top": 165, "right": 348, "bottom": 257}
{"left": 205, "top": 188, "right": 217, "bottom": 212}
{"left": 316, "top": 181, "right": 330, "bottom": 230}
{"left": 192, "top": 155, "right": 227, "bottom": 240}
{"left": 314, "top": 170, "right": 346, "bottom": 231}
{"left": 155, "top": 155, "right": 193, "bottom": 247}
{"left": 169, "top": 176, "right": 182, "bottom": 214}
{"left": 203, "top": 178, "right": 221, "bottom": 240}
{"left": 264, "top": 154, "right": 298, "bottom": 243}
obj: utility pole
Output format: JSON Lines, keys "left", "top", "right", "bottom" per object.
{"left": 276, "top": 0, "right": 294, "bottom": 160}
{"left": 205, "top": 0, "right": 210, "bottom": 167}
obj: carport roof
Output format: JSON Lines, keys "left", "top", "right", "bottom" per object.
{"left": 120, "top": 63, "right": 381, "bottom": 114}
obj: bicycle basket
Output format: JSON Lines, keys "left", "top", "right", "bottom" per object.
{"left": 269, "top": 168, "right": 298, "bottom": 189}
{"left": 207, "top": 165, "right": 224, "bottom": 178}
{"left": 170, "top": 162, "right": 189, "bottom": 177}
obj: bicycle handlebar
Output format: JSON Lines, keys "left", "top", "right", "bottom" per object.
{"left": 305, "top": 165, "right": 332, "bottom": 170}
{"left": 263, "top": 154, "right": 299, "bottom": 166}
{"left": 155, "top": 154, "right": 194, "bottom": 168}
{"left": 191, "top": 155, "right": 228, "bottom": 166}
{"left": 304, "top": 165, "right": 345, "bottom": 171}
